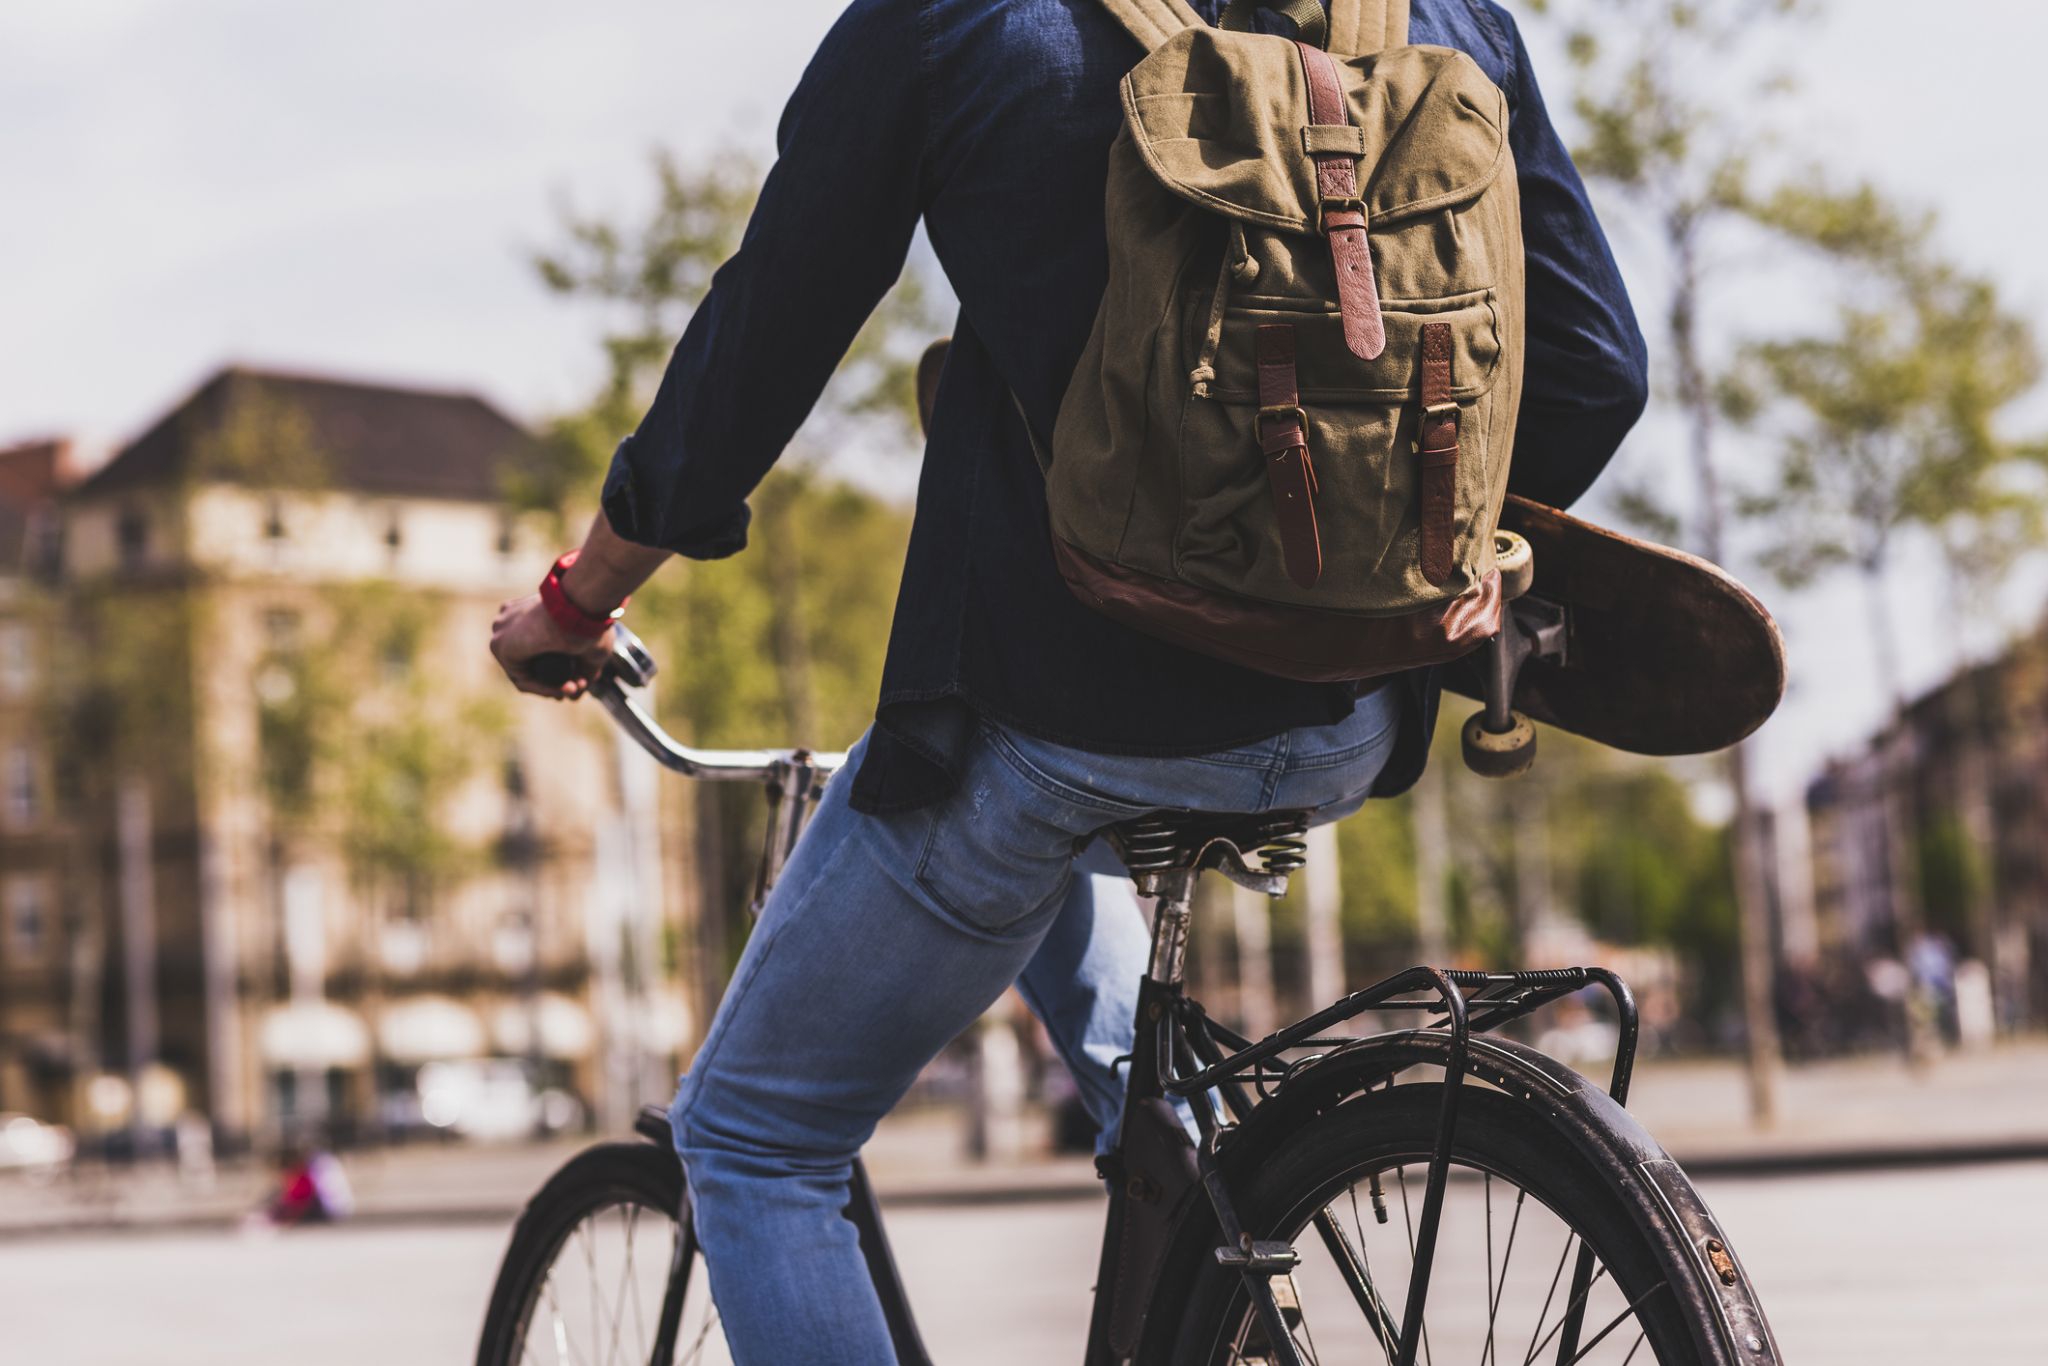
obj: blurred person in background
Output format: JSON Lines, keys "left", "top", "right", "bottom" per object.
{"left": 258, "top": 1138, "right": 354, "bottom": 1228}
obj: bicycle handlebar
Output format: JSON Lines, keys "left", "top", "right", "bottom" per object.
{"left": 531, "top": 628, "right": 847, "bottom": 783}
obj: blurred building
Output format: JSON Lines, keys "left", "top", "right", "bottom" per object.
{"left": 1806, "top": 635, "right": 2048, "bottom": 1030}
{"left": 0, "top": 439, "right": 80, "bottom": 1124}
{"left": 2, "top": 368, "right": 694, "bottom": 1150}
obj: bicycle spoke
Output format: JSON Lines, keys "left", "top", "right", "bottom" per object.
{"left": 1522, "top": 1262, "right": 1608, "bottom": 1366}
{"left": 1522, "top": 1229, "right": 1577, "bottom": 1366}
{"left": 1618, "top": 1330, "right": 1647, "bottom": 1366}
{"left": 1351, "top": 1190, "right": 1400, "bottom": 1366}
{"left": 1481, "top": 1188, "right": 1526, "bottom": 1366}
{"left": 621, "top": 1205, "right": 648, "bottom": 1365}
{"left": 602, "top": 1207, "right": 637, "bottom": 1366}
{"left": 1558, "top": 1282, "right": 1668, "bottom": 1366}
{"left": 576, "top": 1220, "right": 604, "bottom": 1366}
{"left": 1395, "top": 1166, "right": 1435, "bottom": 1366}
{"left": 680, "top": 1304, "right": 722, "bottom": 1365}
{"left": 1313, "top": 1200, "right": 1399, "bottom": 1363}
{"left": 539, "top": 1274, "right": 592, "bottom": 1366}
{"left": 1482, "top": 1174, "right": 1495, "bottom": 1366}
{"left": 1295, "top": 1287, "right": 1324, "bottom": 1366}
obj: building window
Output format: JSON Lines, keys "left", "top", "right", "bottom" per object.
{"left": 27, "top": 509, "right": 63, "bottom": 579}
{"left": 383, "top": 510, "right": 404, "bottom": 552}
{"left": 0, "top": 623, "right": 31, "bottom": 698}
{"left": 262, "top": 608, "right": 301, "bottom": 650}
{"left": 3, "top": 878, "right": 49, "bottom": 962}
{"left": 495, "top": 514, "right": 517, "bottom": 558}
{"left": 117, "top": 506, "right": 149, "bottom": 570}
{"left": 263, "top": 497, "right": 288, "bottom": 541}
{"left": 3, "top": 745, "right": 36, "bottom": 828}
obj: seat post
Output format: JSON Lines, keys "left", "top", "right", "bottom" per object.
{"left": 1145, "top": 867, "right": 1199, "bottom": 987}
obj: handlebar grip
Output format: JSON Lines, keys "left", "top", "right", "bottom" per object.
{"left": 528, "top": 653, "right": 587, "bottom": 689}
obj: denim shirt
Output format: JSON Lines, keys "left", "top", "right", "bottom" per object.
{"left": 602, "top": 0, "right": 1649, "bottom": 814}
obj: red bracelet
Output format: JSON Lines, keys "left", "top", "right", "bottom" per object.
{"left": 538, "top": 550, "right": 626, "bottom": 640}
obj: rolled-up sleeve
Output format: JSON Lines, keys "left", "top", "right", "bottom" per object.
{"left": 1482, "top": 2, "right": 1650, "bottom": 509}
{"left": 601, "top": 0, "right": 928, "bottom": 557}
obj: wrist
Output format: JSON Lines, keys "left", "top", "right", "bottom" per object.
{"left": 539, "top": 550, "right": 626, "bottom": 640}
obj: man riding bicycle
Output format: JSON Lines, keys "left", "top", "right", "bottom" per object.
{"left": 490, "top": 1, "right": 1646, "bottom": 1360}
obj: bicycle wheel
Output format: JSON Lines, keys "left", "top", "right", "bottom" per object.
{"left": 475, "top": 1141, "right": 729, "bottom": 1366}
{"left": 1143, "top": 1083, "right": 1749, "bottom": 1366}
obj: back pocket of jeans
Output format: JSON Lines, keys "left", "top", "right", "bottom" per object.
{"left": 912, "top": 730, "right": 1145, "bottom": 940}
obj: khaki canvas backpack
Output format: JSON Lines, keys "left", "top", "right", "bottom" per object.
{"left": 1045, "top": 0, "right": 1524, "bottom": 682}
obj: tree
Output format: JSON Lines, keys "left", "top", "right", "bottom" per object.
{"left": 1529, "top": 0, "right": 1821, "bottom": 1122}
{"left": 1732, "top": 230, "right": 2048, "bottom": 993}
{"left": 532, "top": 150, "right": 939, "bottom": 998}
{"left": 530, "top": 148, "right": 937, "bottom": 741}
{"left": 1732, "top": 244, "right": 2045, "bottom": 712}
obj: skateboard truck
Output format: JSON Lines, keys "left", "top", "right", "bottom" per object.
{"left": 1462, "top": 530, "right": 1564, "bottom": 778}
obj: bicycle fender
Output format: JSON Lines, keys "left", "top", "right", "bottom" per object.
{"left": 1197, "top": 1030, "right": 1782, "bottom": 1366}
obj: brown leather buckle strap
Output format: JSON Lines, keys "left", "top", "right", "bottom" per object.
{"left": 1295, "top": 41, "right": 1385, "bottom": 362}
{"left": 1255, "top": 323, "right": 1323, "bottom": 590}
{"left": 1417, "top": 320, "right": 1458, "bottom": 586}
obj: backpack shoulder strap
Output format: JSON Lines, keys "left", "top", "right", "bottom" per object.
{"left": 1103, "top": 1, "right": 1408, "bottom": 55}
{"left": 1095, "top": 0, "right": 1208, "bottom": 51}
{"left": 1325, "top": 0, "right": 1409, "bottom": 55}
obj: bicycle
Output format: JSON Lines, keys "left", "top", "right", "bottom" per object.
{"left": 475, "top": 607, "right": 1781, "bottom": 1365}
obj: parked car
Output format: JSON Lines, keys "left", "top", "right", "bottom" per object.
{"left": 0, "top": 1113, "right": 76, "bottom": 1178}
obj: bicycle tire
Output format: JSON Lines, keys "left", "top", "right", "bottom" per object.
{"left": 475, "top": 1141, "right": 717, "bottom": 1366}
{"left": 1140, "top": 1083, "right": 1758, "bottom": 1366}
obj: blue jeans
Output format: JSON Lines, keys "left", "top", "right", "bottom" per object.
{"left": 669, "top": 689, "right": 1403, "bottom": 1364}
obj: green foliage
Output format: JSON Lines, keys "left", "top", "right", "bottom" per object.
{"left": 1915, "top": 814, "right": 1986, "bottom": 944}
{"left": 1322, "top": 701, "right": 1738, "bottom": 1016}
{"left": 630, "top": 469, "right": 911, "bottom": 749}
{"left": 1734, "top": 253, "right": 2047, "bottom": 594}
{"left": 337, "top": 702, "right": 502, "bottom": 911}
{"left": 1335, "top": 793, "right": 1417, "bottom": 947}
{"left": 45, "top": 585, "right": 202, "bottom": 790}
{"left": 1531, "top": 0, "right": 1818, "bottom": 554}
{"left": 522, "top": 147, "right": 936, "bottom": 750}
{"left": 253, "top": 582, "right": 510, "bottom": 903}
{"left": 516, "top": 147, "right": 942, "bottom": 522}
{"left": 188, "top": 385, "right": 333, "bottom": 493}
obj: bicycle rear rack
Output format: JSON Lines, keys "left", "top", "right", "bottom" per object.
{"left": 1159, "top": 964, "right": 1641, "bottom": 1366}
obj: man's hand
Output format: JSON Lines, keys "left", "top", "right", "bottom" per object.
{"left": 491, "top": 511, "right": 671, "bottom": 701}
{"left": 490, "top": 594, "right": 613, "bottom": 700}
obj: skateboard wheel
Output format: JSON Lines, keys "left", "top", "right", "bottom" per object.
{"left": 1494, "top": 530, "right": 1534, "bottom": 601}
{"left": 1462, "top": 709, "right": 1536, "bottom": 778}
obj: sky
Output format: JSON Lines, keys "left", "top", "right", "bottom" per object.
{"left": 6, "top": 0, "right": 2047, "bottom": 806}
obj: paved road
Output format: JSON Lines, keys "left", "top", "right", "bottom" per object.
{"left": 5, "top": 1162, "right": 2043, "bottom": 1364}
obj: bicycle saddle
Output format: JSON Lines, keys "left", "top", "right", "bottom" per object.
{"left": 1105, "top": 809, "right": 1310, "bottom": 897}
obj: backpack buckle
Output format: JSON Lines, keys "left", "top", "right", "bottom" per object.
{"left": 1422, "top": 401, "right": 1460, "bottom": 423}
{"left": 1315, "top": 194, "right": 1365, "bottom": 234}
{"left": 1257, "top": 402, "right": 1308, "bottom": 444}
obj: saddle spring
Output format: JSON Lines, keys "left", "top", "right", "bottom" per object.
{"left": 1113, "top": 811, "right": 1310, "bottom": 878}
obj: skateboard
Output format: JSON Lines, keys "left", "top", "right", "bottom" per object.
{"left": 1445, "top": 495, "right": 1786, "bottom": 772}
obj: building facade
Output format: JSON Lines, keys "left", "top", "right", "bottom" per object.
{"left": 1806, "top": 637, "right": 2048, "bottom": 1031}
{"left": 0, "top": 439, "right": 81, "bottom": 1126}
{"left": 2, "top": 370, "right": 697, "bottom": 1149}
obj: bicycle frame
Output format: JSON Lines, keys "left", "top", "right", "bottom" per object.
{"left": 595, "top": 627, "right": 1645, "bottom": 1366}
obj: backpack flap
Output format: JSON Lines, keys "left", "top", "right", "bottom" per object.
{"left": 1120, "top": 29, "right": 1507, "bottom": 240}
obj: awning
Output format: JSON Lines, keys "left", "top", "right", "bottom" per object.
{"left": 490, "top": 993, "right": 596, "bottom": 1060}
{"left": 377, "top": 995, "right": 486, "bottom": 1064}
{"left": 259, "top": 1000, "right": 371, "bottom": 1070}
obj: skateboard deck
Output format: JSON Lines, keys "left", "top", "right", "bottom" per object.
{"left": 1444, "top": 496, "right": 1786, "bottom": 756}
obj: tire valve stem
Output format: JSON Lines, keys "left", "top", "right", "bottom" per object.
{"left": 1368, "top": 1172, "right": 1390, "bottom": 1225}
